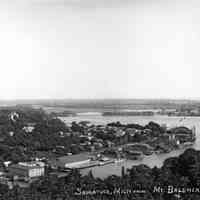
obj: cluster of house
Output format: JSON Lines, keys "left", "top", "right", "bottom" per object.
{"left": 146, "top": 126, "right": 196, "bottom": 153}
{"left": 0, "top": 117, "right": 196, "bottom": 189}
{"left": 55, "top": 122, "right": 196, "bottom": 162}
{"left": 7, "top": 117, "right": 196, "bottom": 156}
{"left": 57, "top": 122, "right": 196, "bottom": 159}
{"left": 55, "top": 124, "right": 140, "bottom": 153}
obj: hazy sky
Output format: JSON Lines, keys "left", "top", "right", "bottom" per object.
{"left": 0, "top": 0, "right": 200, "bottom": 99}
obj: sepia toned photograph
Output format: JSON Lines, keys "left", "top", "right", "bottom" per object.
{"left": 0, "top": 0, "right": 200, "bottom": 199}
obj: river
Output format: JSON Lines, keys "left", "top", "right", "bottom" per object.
{"left": 60, "top": 114, "right": 200, "bottom": 178}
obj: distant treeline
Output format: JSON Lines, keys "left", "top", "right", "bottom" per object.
{"left": 103, "top": 111, "right": 154, "bottom": 116}
{"left": 50, "top": 111, "right": 77, "bottom": 117}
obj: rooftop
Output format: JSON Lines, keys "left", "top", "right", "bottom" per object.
{"left": 57, "top": 154, "right": 91, "bottom": 164}
{"left": 9, "top": 163, "right": 43, "bottom": 170}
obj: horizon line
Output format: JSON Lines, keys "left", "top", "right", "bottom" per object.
{"left": 0, "top": 97, "right": 200, "bottom": 101}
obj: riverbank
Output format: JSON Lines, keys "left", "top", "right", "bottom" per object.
{"left": 81, "top": 147, "right": 192, "bottom": 178}
{"left": 59, "top": 114, "right": 200, "bottom": 178}
{"left": 48, "top": 118, "right": 196, "bottom": 179}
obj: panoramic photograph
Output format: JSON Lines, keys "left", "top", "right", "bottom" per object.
{"left": 0, "top": 0, "right": 200, "bottom": 199}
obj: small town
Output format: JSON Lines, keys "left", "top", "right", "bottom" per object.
{"left": 0, "top": 106, "right": 195, "bottom": 191}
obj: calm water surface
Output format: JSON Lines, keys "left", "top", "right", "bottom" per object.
{"left": 61, "top": 115, "right": 200, "bottom": 178}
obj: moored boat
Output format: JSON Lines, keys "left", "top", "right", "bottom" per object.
{"left": 114, "top": 159, "right": 125, "bottom": 163}
{"left": 98, "top": 157, "right": 115, "bottom": 166}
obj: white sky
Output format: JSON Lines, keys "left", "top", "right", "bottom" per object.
{"left": 0, "top": 0, "right": 200, "bottom": 99}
